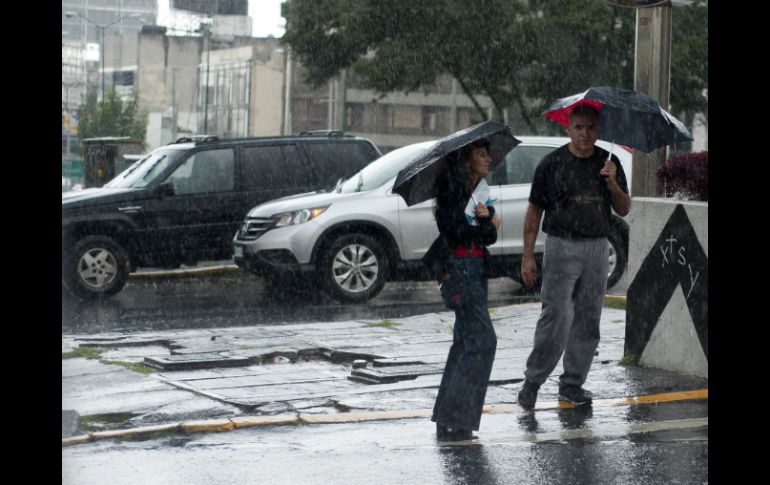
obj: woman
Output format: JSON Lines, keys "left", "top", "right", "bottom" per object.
{"left": 430, "top": 138, "right": 501, "bottom": 441}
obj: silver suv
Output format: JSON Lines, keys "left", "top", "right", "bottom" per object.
{"left": 233, "top": 137, "right": 631, "bottom": 303}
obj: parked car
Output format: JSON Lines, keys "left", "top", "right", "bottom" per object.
{"left": 62, "top": 132, "right": 382, "bottom": 300}
{"left": 233, "top": 137, "right": 632, "bottom": 303}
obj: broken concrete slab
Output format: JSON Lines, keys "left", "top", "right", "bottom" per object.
{"left": 349, "top": 364, "right": 444, "bottom": 384}
{"left": 62, "top": 409, "right": 80, "bottom": 438}
{"left": 144, "top": 353, "right": 251, "bottom": 371}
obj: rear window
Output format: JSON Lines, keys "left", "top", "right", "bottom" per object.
{"left": 241, "top": 144, "right": 309, "bottom": 190}
{"left": 302, "top": 141, "right": 381, "bottom": 187}
{"left": 166, "top": 148, "right": 235, "bottom": 194}
{"left": 489, "top": 145, "right": 556, "bottom": 185}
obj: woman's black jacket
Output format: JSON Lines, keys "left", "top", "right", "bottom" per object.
{"left": 423, "top": 188, "right": 498, "bottom": 280}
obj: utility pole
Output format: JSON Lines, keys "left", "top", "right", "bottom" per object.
{"left": 64, "top": 84, "right": 72, "bottom": 156}
{"left": 632, "top": 3, "right": 672, "bottom": 197}
{"left": 171, "top": 67, "right": 177, "bottom": 141}
{"left": 327, "top": 78, "right": 335, "bottom": 130}
{"left": 98, "top": 25, "right": 105, "bottom": 98}
{"left": 281, "top": 1, "right": 293, "bottom": 135}
{"left": 335, "top": 69, "right": 347, "bottom": 130}
{"left": 284, "top": 46, "right": 293, "bottom": 135}
{"left": 604, "top": 1, "right": 674, "bottom": 197}
{"left": 203, "top": 21, "right": 211, "bottom": 134}
{"left": 450, "top": 78, "right": 458, "bottom": 133}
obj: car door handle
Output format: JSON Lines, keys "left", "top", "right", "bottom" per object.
{"left": 118, "top": 206, "right": 143, "bottom": 213}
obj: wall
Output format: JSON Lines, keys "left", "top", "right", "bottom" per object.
{"left": 110, "top": 30, "right": 202, "bottom": 148}
{"left": 250, "top": 49, "right": 285, "bottom": 136}
{"left": 624, "top": 198, "right": 708, "bottom": 379}
{"left": 136, "top": 31, "right": 168, "bottom": 112}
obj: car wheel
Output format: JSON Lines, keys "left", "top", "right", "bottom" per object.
{"left": 607, "top": 229, "right": 627, "bottom": 289}
{"left": 64, "top": 235, "right": 130, "bottom": 300}
{"left": 320, "top": 233, "right": 388, "bottom": 303}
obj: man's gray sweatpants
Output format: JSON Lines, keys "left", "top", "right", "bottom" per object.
{"left": 523, "top": 235, "right": 609, "bottom": 388}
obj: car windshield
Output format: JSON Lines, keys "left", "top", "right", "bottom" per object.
{"left": 338, "top": 142, "right": 434, "bottom": 193}
{"left": 104, "top": 148, "right": 186, "bottom": 189}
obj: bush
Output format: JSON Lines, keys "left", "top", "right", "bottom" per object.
{"left": 656, "top": 150, "right": 708, "bottom": 201}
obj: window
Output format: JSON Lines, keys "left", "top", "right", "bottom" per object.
{"left": 422, "top": 107, "right": 450, "bottom": 134}
{"left": 166, "top": 148, "right": 235, "bottom": 194}
{"left": 303, "top": 142, "right": 379, "bottom": 187}
{"left": 112, "top": 70, "right": 134, "bottom": 86}
{"left": 388, "top": 105, "right": 421, "bottom": 133}
{"left": 489, "top": 146, "right": 555, "bottom": 185}
{"left": 241, "top": 145, "right": 308, "bottom": 190}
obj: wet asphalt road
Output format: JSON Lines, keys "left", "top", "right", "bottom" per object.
{"left": 62, "top": 269, "right": 539, "bottom": 334}
{"left": 62, "top": 400, "right": 708, "bottom": 485}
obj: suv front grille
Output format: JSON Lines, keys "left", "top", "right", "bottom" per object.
{"left": 238, "top": 217, "right": 274, "bottom": 241}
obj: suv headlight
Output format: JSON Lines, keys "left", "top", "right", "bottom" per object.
{"left": 272, "top": 206, "right": 329, "bottom": 227}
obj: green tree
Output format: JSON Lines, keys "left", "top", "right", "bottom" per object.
{"left": 283, "top": 0, "right": 635, "bottom": 133}
{"left": 670, "top": 0, "right": 708, "bottom": 130}
{"left": 283, "top": 0, "right": 706, "bottom": 136}
{"left": 77, "top": 89, "right": 148, "bottom": 147}
{"left": 522, "top": 0, "right": 635, "bottom": 134}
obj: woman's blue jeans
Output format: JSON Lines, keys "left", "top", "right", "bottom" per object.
{"left": 432, "top": 255, "right": 497, "bottom": 431}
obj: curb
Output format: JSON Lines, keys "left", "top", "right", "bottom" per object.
{"left": 603, "top": 295, "right": 627, "bottom": 309}
{"left": 62, "top": 388, "right": 706, "bottom": 447}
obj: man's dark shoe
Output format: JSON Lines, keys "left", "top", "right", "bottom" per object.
{"left": 558, "top": 385, "right": 593, "bottom": 406}
{"left": 517, "top": 380, "right": 540, "bottom": 411}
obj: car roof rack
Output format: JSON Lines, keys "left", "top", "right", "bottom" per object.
{"left": 172, "top": 135, "right": 220, "bottom": 144}
{"left": 296, "top": 130, "right": 345, "bottom": 137}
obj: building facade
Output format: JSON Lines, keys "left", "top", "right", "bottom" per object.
{"left": 62, "top": 0, "right": 157, "bottom": 157}
{"left": 62, "top": 0, "right": 156, "bottom": 45}
{"left": 287, "top": 63, "right": 496, "bottom": 154}
{"left": 102, "top": 25, "right": 282, "bottom": 149}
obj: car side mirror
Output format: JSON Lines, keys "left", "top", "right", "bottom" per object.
{"left": 158, "top": 182, "right": 175, "bottom": 198}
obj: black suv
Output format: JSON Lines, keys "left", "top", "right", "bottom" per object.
{"left": 62, "top": 133, "right": 381, "bottom": 300}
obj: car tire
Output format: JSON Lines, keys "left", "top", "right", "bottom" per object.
{"left": 64, "top": 235, "right": 131, "bottom": 300}
{"left": 319, "top": 233, "right": 388, "bottom": 303}
{"left": 607, "top": 228, "right": 627, "bottom": 290}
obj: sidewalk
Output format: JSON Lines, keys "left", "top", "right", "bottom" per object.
{"left": 62, "top": 298, "right": 708, "bottom": 446}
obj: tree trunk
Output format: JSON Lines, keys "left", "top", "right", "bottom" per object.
{"left": 509, "top": 83, "right": 536, "bottom": 134}
{"left": 453, "top": 76, "right": 488, "bottom": 122}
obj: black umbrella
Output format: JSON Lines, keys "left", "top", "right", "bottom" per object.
{"left": 393, "top": 121, "right": 520, "bottom": 206}
{"left": 543, "top": 86, "right": 693, "bottom": 153}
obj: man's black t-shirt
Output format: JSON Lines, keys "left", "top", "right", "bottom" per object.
{"left": 528, "top": 144, "right": 629, "bottom": 239}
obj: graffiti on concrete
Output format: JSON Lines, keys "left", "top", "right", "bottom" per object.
{"left": 659, "top": 235, "right": 702, "bottom": 300}
{"left": 626, "top": 204, "right": 708, "bottom": 359}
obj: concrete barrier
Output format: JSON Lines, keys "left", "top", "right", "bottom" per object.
{"left": 624, "top": 198, "right": 708, "bottom": 379}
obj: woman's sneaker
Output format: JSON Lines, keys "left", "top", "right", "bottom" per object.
{"left": 517, "top": 380, "right": 540, "bottom": 411}
{"left": 558, "top": 385, "right": 593, "bottom": 406}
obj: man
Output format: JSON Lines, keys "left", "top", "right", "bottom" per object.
{"left": 517, "top": 103, "right": 631, "bottom": 410}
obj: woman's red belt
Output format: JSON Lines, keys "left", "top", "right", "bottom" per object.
{"left": 453, "top": 245, "right": 484, "bottom": 257}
